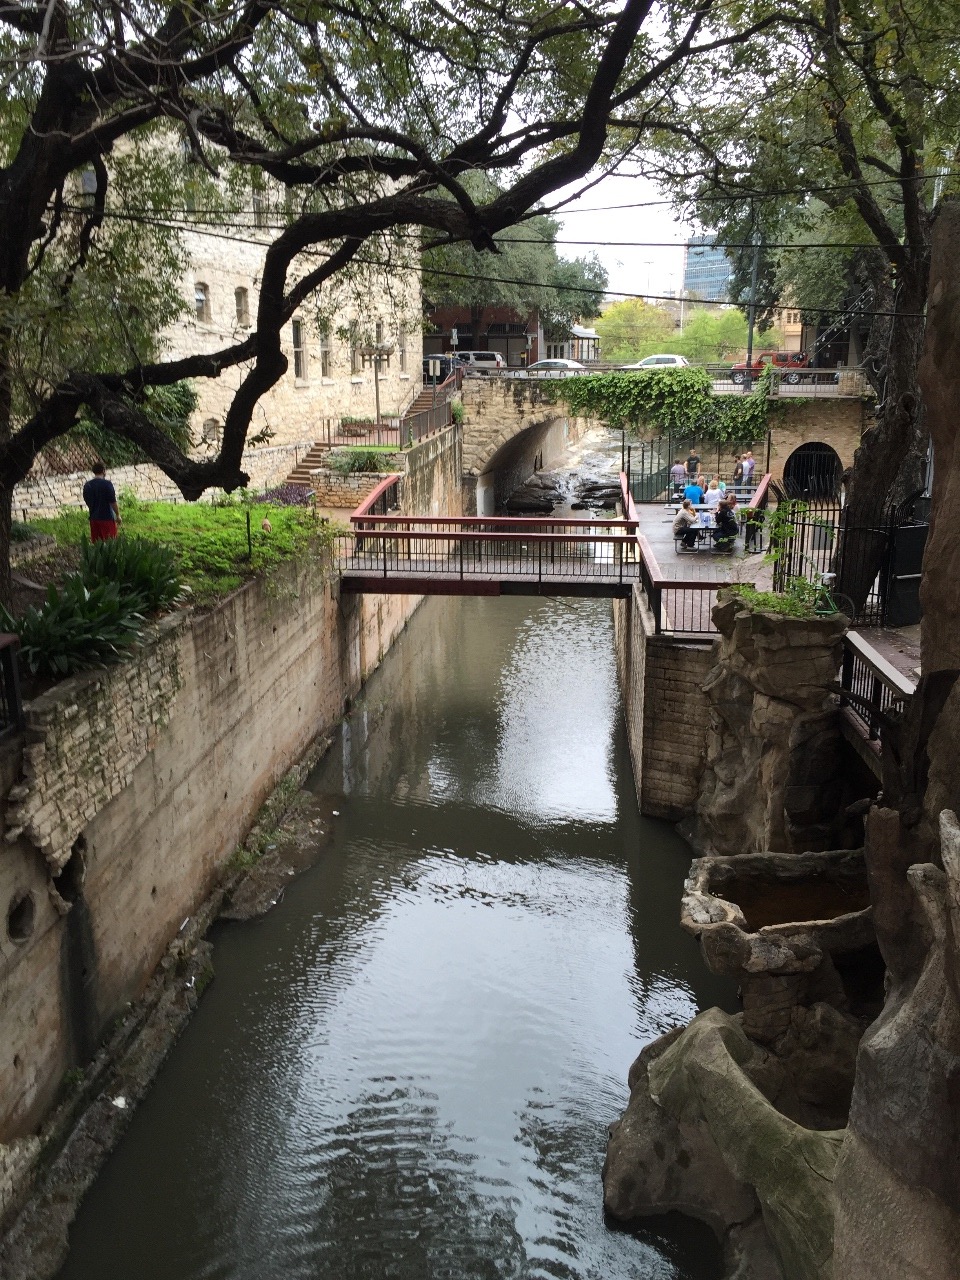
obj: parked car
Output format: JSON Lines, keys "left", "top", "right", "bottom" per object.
{"left": 729, "top": 350, "right": 811, "bottom": 384}
{"left": 620, "top": 354, "right": 690, "bottom": 369}
{"left": 447, "top": 350, "right": 505, "bottom": 374}
{"left": 422, "top": 354, "right": 463, "bottom": 382}
{"left": 525, "top": 358, "right": 587, "bottom": 376}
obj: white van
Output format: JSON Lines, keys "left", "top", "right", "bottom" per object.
{"left": 448, "top": 350, "right": 505, "bottom": 374}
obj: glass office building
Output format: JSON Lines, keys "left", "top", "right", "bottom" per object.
{"left": 683, "top": 235, "right": 732, "bottom": 302}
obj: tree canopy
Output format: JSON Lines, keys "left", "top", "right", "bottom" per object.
{"left": 423, "top": 204, "right": 607, "bottom": 343}
{"left": 0, "top": 0, "right": 785, "bottom": 593}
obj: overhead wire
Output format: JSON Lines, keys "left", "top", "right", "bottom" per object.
{"left": 61, "top": 201, "right": 923, "bottom": 319}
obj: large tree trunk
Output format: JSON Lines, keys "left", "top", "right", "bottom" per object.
{"left": 0, "top": 485, "right": 11, "bottom": 612}
{"left": 837, "top": 264, "right": 929, "bottom": 611}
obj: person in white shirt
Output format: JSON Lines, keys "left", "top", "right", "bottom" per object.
{"left": 742, "top": 451, "right": 756, "bottom": 484}
{"left": 704, "top": 479, "right": 723, "bottom": 509}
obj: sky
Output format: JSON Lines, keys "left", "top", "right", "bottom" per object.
{"left": 552, "top": 173, "right": 697, "bottom": 303}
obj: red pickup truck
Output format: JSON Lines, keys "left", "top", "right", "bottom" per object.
{"left": 730, "top": 351, "right": 812, "bottom": 385}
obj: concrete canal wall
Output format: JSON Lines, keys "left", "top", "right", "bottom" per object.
{"left": 0, "top": 558, "right": 420, "bottom": 1146}
{"left": 614, "top": 586, "right": 717, "bottom": 822}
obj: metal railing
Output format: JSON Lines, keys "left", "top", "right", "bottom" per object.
{"left": 838, "top": 631, "right": 915, "bottom": 742}
{"left": 622, "top": 475, "right": 742, "bottom": 636}
{"left": 0, "top": 634, "right": 24, "bottom": 739}
{"left": 340, "top": 511, "right": 641, "bottom": 588}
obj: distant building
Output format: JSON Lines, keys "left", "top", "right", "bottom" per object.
{"left": 682, "top": 236, "right": 731, "bottom": 302}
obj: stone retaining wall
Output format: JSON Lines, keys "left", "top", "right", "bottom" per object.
{"left": 615, "top": 585, "right": 717, "bottom": 821}
{"left": 13, "top": 441, "right": 313, "bottom": 519}
{"left": 0, "top": 557, "right": 420, "bottom": 1144}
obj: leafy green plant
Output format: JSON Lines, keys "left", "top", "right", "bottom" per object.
{"left": 728, "top": 578, "right": 820, "bottom": 618}
{"left": 328, "top": 447, "right": 401, "bottom": 475}
{"left": 10, "top": 521, "right": 34, "bottom": 542}
{"left": 80, "top": 535, "right": 183, "bottom": 614}
{"left": 555, "top": 367, "right": 775, "bottom": 443}
{"left": 450, "top": 399, "right": 464, "bottom": 426}
{"left": 1, "top": 577, "right": 144, "bottom": 676}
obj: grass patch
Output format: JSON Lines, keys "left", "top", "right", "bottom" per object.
{"left": 728, "top": 580, "right": 819, "bottom": 618}
{"left": 31, "top": 496, "right": 333, "bottom": 604}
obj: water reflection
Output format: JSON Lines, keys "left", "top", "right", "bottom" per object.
{"left": 57, "top": 597, "right": 733, "bottom": 1280}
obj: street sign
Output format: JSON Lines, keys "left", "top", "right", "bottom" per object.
{"left": 428, "top": 358, "right": 441, "bottom": 380}
{"left": 450, "top": 327, "right": 458, "bottom": 347}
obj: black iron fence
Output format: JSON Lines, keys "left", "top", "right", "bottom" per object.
{"left": 770, "top": 487, "right": 928, "bottom": 627}
{"left": 839, "top": 631, "right": 915, "bottom": 742}
{"left": 626, "top": 432, "right": 771, "bottom": 504}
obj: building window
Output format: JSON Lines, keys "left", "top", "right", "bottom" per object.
{"left": 195, "top": 283, "right": 211, "bottom": 322}
{"left": 235, "top": 287, "right": 250, "bottom": 327}
{"left": 319, "top": 332, "right": 331, "bottom": 378}
{"left": 375, "top": 320, "right": 384, "bottom": 345}
{"left": 201, "top": 417, "right": 220, "bottom": 446}
{"left": 292, "top": 319, "right": 307, "bottom": 381}
{"left": 252, "top": 180, "right": 269, "bottom": 229}
{"left": 398, "top": 325, "right": 407, "bottom": 373}
{"left": 350, "top": 321, "right": 361, "bottom": 374}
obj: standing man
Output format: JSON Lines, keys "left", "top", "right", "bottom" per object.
{"left": 82, "top": 461, "right": 120, "bottom": 541}
{"left": 686, "top": 447, "right": 702, "bottom": 480}
{"left": 670, "top": 458, "right": 687, "bottom": 496}
{"left": 742, "top": 451, "right": 756, "bottom": 486}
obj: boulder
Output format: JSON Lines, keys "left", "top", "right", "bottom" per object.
{"left": 604, "top": 1008, "right": 843, "bottom": 1280}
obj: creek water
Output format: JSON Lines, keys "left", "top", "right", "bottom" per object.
{"left": 57, "top": 594, "right": 735, "bottom": 1280}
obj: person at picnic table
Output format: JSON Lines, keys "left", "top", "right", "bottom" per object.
{"left": 726, "top": 489, "right": 739, "bottom": 514}
{"left": 683, "top": 478, "right": 704, "bottom": 505}
{"left": 703, "top": 479, "right": 723, "bottom": 509}
{"left": 732, "top": 454, "right": 744, "bottom": 484}
{"left": 685, "top": 448, "right": 702, "bottom": 480}
{"left": 673, "top": 498, "right": 700, "bottom": 550}
{"left": 712, "top": 497, "right": 739, "bottom": 552}
{"left": 670, "top": 459, "right": 687, "bottom": 494}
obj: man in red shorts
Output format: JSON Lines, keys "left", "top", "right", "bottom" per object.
{"left": 82, "top": 461, "right": 121, "bottom": 541}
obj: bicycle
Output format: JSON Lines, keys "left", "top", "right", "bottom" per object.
{"left": 812, "top": 572, "right": 856, "bottom": 620}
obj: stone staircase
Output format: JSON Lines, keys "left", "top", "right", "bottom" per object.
{"left": 284, "top": 441, "right": 331, "bottom": 488}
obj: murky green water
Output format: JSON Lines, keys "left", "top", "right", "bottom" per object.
{"left": 57, "top": 596, "right": 734, "bottom": 1280}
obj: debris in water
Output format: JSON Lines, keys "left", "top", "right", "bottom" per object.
{"left": 111, "top": 1096, "right": 127, "bottom": 1110}
{"left": 332, "top": 810, "right": 340, "bottom": 816}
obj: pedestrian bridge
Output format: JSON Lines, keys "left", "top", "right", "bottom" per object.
{"left": 338, "top": 474, "right": 736, "bottom": 628}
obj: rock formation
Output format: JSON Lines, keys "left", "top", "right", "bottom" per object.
{"left": 693, "top": 594, "right": 849, "bottom": 855}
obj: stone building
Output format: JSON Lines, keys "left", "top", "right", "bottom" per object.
{"left": 166, "top": 214, "right": 424, "bottom": 451}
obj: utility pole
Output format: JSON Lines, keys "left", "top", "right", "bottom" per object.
{"left": 743, "top": 236, "right": 761, "bottom": 394}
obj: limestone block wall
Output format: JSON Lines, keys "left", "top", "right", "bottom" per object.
{"left": 460, "top": 379, "right": 595, "bottom": 478}
{"left": 615, "top": 585, "right": 717, "bottom": 821}
{"left": 166, "top": 229, "right": 424, "bottom": 448}
{"left": 402, "top": 426, "right": 462, "bottom": 517}
{"left": 0, "top": 561, "right": 420, "bottom": 1140}
{"left": 767, "top": 398, "right": 869, "bottom": 483}
{"left": 309, "top": 469, "right": 396, "bottom": 509}
{"left": 14, "top": 441, "right": 313, "bottom": 519}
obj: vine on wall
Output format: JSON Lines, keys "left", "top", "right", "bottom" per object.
{"left": 554, "top": 366, "right": 778, "bottom": 441}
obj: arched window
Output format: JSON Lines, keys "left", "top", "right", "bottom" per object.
{"left": 235, "top": 287, "right": 250, "bottom": 327}
{"left": 195, "top": 282, "right": 211, "bottom": 323}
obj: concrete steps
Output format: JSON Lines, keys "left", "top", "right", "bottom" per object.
{"left": 285, "top": 442, "right": 330, "bottom": 487}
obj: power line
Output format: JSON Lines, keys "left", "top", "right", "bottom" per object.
{"left": 62, "top": 202, "right": 923, "bottom": 320}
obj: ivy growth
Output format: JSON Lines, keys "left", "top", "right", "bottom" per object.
{"left": 554, "top": 366, "right": 777, "bottom": 442}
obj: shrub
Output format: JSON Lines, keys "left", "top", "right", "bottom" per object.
{"left": 10, "top": 521, "right": 34, "bottom": 543}
{"left": 259, "top": 483, "right": 314, "bottom": 507}
{"left": 328, "top": 447, "right": 399, "bottom": 475}
{"left": 450, "top": 399, "right": 464, "bottom": 426}
{"left": 1, "top": 578, "right": 144, "bottom": 676}
{"left": 80, "top": 535, "right": 183, "bottom": 614}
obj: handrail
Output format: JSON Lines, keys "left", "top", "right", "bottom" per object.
{"left": 351, "top": 473, "right": 403, "bottom": 519}
{"left": 349, "top": 514, "right": 638, "bottom": 530}
{"left": 748, "top": 472, "right": 772, "bottom": 511}
{"left": 842, "top": 631, "right": 916, "bottom": 699}
{"left": 341, "top": 529, "right": 637, "bottom": 545}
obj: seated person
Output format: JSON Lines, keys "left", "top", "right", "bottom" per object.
{"left": 683, "top": 479, "right": 704, "bottom": 506}
{"left": 712, "top": 498, "right": 739, "bottom": 552}
{"left": 670, "top": 459, "right": 687, "bottom": 495}
{"left": 673, "top": 499, "right": 700, "bottom": 550}
{"left": 703, "top": 479, "right": 723, "bottom": 509}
